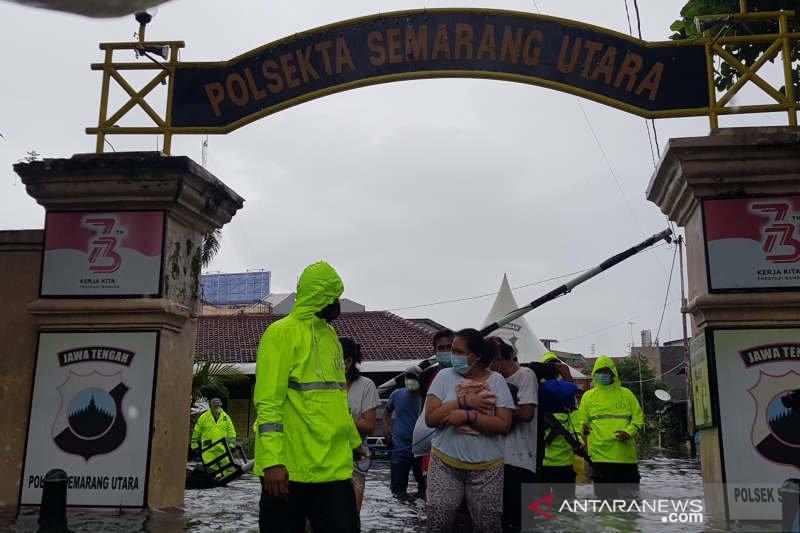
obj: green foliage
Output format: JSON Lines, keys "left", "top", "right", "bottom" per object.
{"left": 201, "top": 228, "right": 222, "bottom": 268}
{"left": 670, "top": 0, "right": 800, "bottom": 96}
{"left": 615, "top": 355, "right": 676, "bottom": 452}
{"left": 191, "top": 358, "right": 247, "bottom": 406}
{"left": 615, "top": 355, "right": 668, "bottom": 417}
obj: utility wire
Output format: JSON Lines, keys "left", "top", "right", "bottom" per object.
{"left": 623, "top": 361, "right": 686, "bottom": 384}
{"left": 623, "top": 0, "right": 634, "bottom": 36}
{"left": 558, "top": 295, "right": 681, "bottom": 344}
{"left": 630, "top": 0, "right": 662, "bottom": 160}
{"left": 386, "top": 242, "right": 670, "bottom": 312}
{"left": 655, "top": 244, "right": 678, "bottom": 342}
{"left": 576, "top": 100, "right": 650, "bottom": 241}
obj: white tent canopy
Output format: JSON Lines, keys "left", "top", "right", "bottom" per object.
{"left": 481, "top": 274, "right": 548, "bottom": 364}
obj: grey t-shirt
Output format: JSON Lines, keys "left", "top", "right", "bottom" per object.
{"left": 427, "top": 368, "right": 515, "bottom": 464}
{"left": 347, "top": 376, "right": 381, "bottom": 444}
{"left": 504, "top": 366, "right": 538, "bottom": 472}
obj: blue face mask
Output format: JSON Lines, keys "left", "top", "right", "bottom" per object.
{"left": 596, "top": 373, "right": 614, "bottom": 385}
{"left": 436, "top": 351, "right": 452, "bottom": 367}
{"left": 451, "top": 354, "right": 470, "bottom": 375}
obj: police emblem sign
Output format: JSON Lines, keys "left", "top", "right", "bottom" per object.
{"left": 713, "top": 327, "right": 800, "bottom": 521}
{"left": 21, "top": 331, "right": 158, "bottom": 507}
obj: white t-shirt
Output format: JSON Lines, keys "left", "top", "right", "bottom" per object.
{"left": 347, "top": 375, "right": 381, "bottom": 444}
{"left": 504, "top": 366, "right": 538, "bottom": 473}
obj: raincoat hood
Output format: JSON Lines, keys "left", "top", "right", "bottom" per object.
{"left": 591, "top": 355, "right": 620, "bottom": 385}
{"left": 291, "top": 262, "right": 344, "bottom": 320}
{"left": 541, "top": 351, "right": 561, "bottom": 364}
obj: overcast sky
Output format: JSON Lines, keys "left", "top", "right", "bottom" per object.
{"left": 0, "top": 0, "right": 782, "bottom": 357}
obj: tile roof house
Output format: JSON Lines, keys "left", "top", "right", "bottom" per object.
{"left": 195, "top": 311, "right": 436, "bottom": 438}
{"left": 194, "top": 311, "right": 435, "bottom": 364}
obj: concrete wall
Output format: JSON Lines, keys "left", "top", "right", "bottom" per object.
{"left": 0, "top": 230, "right": 43, "bottom": 509}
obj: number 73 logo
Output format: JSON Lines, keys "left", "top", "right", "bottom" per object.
{"left": 750, "top": 202, "right": 800, "bottom": 263}
{"left": 82, "top": 216, "right": 127, "bottom": 273}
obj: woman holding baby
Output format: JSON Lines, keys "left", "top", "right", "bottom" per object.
{"left": 424, "top": 328, "right": 514, "bottom": 532}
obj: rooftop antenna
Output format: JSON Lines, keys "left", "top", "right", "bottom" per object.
{"left": 201, "top": 135, "right": 209, "bottom": 167}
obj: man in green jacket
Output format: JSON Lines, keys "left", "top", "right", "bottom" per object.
{"left": 191, "top": 398, "right": 237, "bottom": 481}
{"left": 577, "top": 356, "right": 644, "bottom": 499}
{"left": 254, "top": 262, "right": 362, "bottom": 533}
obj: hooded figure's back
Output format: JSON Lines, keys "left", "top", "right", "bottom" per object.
{"left": 252, "top": 262, "right": 362, "bottom": 482}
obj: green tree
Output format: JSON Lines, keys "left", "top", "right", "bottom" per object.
{"left": 670, "top": 0, "right": 800, "bottom": 96}
{"left": 615, "top": 355, "right": 675, "bottom": 452}
{"left": 191, "top": 358, "right": 248, "bottom": 407}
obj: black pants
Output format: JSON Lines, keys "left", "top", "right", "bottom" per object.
{"left": 539, "top": 465, "right": 576, "bottom": 499}
{"left": 259, "top": 478, "right": 359, "bottom": 533}
{"left": 591, "top": 462, "right": 640, "bottom": 500}
{"left": 503, "top": 464, "right": 537, "bottom": 532}
{"left": 389, "top": 451, "right": 425, "bottom": 495}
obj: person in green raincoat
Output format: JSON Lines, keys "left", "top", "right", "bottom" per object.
{"left": 191, "top": 398, "right": 237, "bottom": 481}
{"left": 577, "top": 355, "right": 644, "bottom": 499}
{"left": 539, "top": 353, "right": 580, "bottom": 499}
{"left": 254, "top": 261, "right": 363, "bottom": 533}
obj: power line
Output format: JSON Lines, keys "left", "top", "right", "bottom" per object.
{"left": 630, "top": 0, "right": 662, "bottom": 160}
{"left": 632, "top": 0, "right": 644, "bottom": 39}
{"left": 386, "top": 268, "right": 591, "bottom": 312}
{"left": 559, "top": 294, "right": 681, "bottom": 344}
{"left": 623, "top": 0, "right": 634, "bottom": 35}
{"left": 576, "top": 100, "right": 648, "bottom": 238}
{"left": 386, "top": 241, "right": 670, "bottom": 312}
{"left": 623, "top": 361, "right": 686, "bottom": 384}
{"left": 644, "top": 119, "right": 657, "bottom": 168}
{"left": 655, "top": 244, "right": 678, "bottom": 342}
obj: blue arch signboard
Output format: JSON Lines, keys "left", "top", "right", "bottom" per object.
{"left": 171, "top": 9, "right": 709, "bottom": 131}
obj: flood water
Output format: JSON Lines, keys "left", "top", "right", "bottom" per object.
{"left": 4, "top": 454, "right": 786, "bottom": 532}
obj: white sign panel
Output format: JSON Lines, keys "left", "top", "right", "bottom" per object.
{"left": 713, "top": 328, "right": 800, "bottom": 521}
{"left": 41, "top": 211, "right": 164, "bottom": 297}
{"left": 21, "top": 331, "right": 158, "bottom": 507}
{"left": 704, "top": 197, "right": 800, "bottom": 291}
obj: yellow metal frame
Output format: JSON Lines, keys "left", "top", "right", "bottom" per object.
{"left": 87, "top": 5, "right": 799, "bottom": 154}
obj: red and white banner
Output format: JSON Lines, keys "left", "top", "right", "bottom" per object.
{"left": 703, "top": 197, "right": 800, "bottom": 290}
{"left": 41, "top": 211, "right": 164, "bottom": 297}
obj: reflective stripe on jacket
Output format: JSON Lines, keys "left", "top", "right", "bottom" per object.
{"left": 576, "top": 356, "right": 644, "bottom": 464}
{"left": 253, "top": 261, "right": 361, "bottom": 483}
{"left": 191, "top": 409, "right": 236, "bottom": 449}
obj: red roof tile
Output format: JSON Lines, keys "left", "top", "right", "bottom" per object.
{"left": 194, "top": 311, "right": 435, "bottom": 363}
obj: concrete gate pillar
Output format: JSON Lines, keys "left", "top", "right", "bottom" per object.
{"left": 648, "top": 127, "right": 800, "bottom": 522}
{"left": 11, "top": 152, "right": 243, "bottom": 509}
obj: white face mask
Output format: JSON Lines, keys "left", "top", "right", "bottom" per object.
{"left": 406, "top": 378, "right": 420, "bottom": 392}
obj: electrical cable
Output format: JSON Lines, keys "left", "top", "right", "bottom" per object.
{"left": 558, "top": 296, "right": 682, "bottom": 344}
{"left": 623, "top": 0, "right": 634, "bottom": 35}
{"left": 655, "top": 244, "right": 678, "bottom": 343}
{"left": 622, "top": 361, "right": 686, "bottom": 384}
{"left": 630, "top": 0, "right": 662, "bottom": 160}
{"left": 576, "top": 100, "right": 648, "bottom": 239}
{"left": 385, "top": 242, "right": 670, "bottom": 312}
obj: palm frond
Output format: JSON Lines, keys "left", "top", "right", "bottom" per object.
{"left": 201, "top": 228, "right": 222, "bottom": 268}
{"left": 191, "top": 358, "right": 248, "bottom": 405}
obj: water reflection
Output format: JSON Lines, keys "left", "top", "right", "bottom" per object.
{"left": 3, "top": 454, "right": 785, "bottom": 532}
